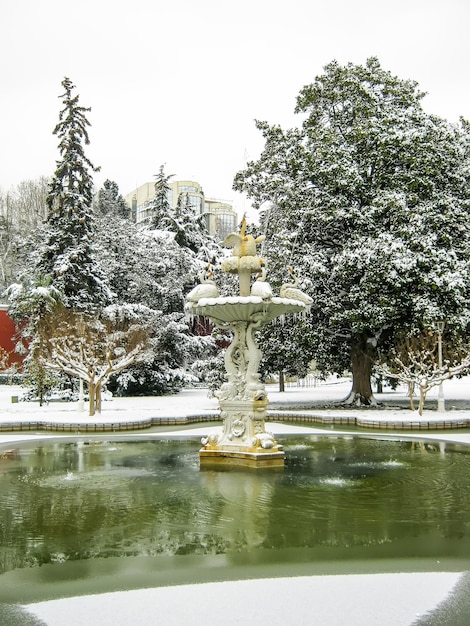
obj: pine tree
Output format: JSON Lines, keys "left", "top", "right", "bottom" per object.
{"left": 40, "top": 77, "right": 112, "bottom": 312}
{"left": 169, "top": 192, "right": 211, "bottom": 253}
{"left": 95, "top": 179, "right": 130, "bottom": 218}
{"left": 150, "top": 164, "right": 173, "bottom": 229}
{"left": 235, "top": 58, "right": 470, "bottom": 405}
{"left": 149, "top": 165, "right": 219, "bottom": 259}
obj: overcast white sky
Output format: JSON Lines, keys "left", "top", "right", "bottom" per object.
{"left": 1, "top": 0, "right": 469, "bottom": 216}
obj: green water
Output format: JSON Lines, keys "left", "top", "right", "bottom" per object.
{"left": 1, "top": 436, "right": 470, "bottom": 603}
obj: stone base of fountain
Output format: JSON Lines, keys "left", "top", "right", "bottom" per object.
{"left": 199, "top": 449, "right": 285, "bottom": 468}
{"left": 199, "top": 398, "right": 285, "bottom": 468}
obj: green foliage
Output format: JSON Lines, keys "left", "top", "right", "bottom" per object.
{"left": 259, "top": 317, "right": 315, "bottom": 381}
{"left": 234, "top": 58, "right": 470, "bottom": 399}
{"left": 21, "top": 361, "right": 63, "bottom": 406}
{"left": 4, "top": 276, "right": 61, "bottom": 324}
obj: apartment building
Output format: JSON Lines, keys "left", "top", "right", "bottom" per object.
{"left": 125, "top": 180, "right": 238, "bottom": 239}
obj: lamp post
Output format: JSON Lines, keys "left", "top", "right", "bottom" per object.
{"left": 436, "top": 320, "right": 445, "bottom": 413}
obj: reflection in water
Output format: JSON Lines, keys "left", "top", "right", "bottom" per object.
{"left": 1, "top": 436, "right": 470, "bottom": 580}
{"left": 201, "top": 468, "right": 277, "bottom": 551}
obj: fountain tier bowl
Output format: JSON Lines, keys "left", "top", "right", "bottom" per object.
{"left": 185, "top": 295, "right": 307, "bottom": 324}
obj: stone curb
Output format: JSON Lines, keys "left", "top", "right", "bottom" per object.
{"left": 0, "top": 413, "right": 221, "bottom": 433}
{"left": 0, "top": 409, "right": 469, "bottom": 433}
{"left": 267, "top": 411, "right": 470, "bottom": 430}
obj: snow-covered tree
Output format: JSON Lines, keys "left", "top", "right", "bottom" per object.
{"left": 93, "top": 213, "right": 218, "bottom": 395}
{"left": 3, "top": 80, "right": 116, "bottom": 400}
{"left": 94, "top": 216, "right": 195, "bottom": 313}
{"left": 378, "top": 330, "right": 470, "bottom": 414}
{"left": 148, "top": 165, "right": 217, "bottom": 258}
{"left": 0, "top": 212, "right": 16, "bottom": 293}
{"left": 170, "top": 191, "right": 211, "bottom": 254}
{"left": 5, "top": 276, "right": 61, "bottom": 323}
{"left": 259, "top": 316, "right": 316, "bottom": 391}
{"left": 0, "top": 178, "right": 49, "bottom": 292}
{"left": 234, "top": 57, "right": 470, "bottom": 405}
{"left": 40, "top": 77, "right": 112, "bottom": 312}
{"left": 150, "top": 164, "right": 173, "bottom": 230}
{"left": 0, "top": 177, "right": 49, "bottom": 229}
{"left": 0, "top": 346, "right": 7, "bottom": 370}
{"left": 94, "top": 179, "right": 130, "bottom": 219}
{"left": 36, "top": 303, "right": 157, "bottom": 415}
{"left": 4, "top": 276, "right": 63, "bottom": 401}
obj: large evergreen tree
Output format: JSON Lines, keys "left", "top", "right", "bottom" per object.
{"left": 40, "top": 77, "right": 112, "bottom": 312}
{"left": 234, "top": 58, "right": 470, "bottom": 404}
{"left": 5, "top": 79, "right": 114, "bottom": 399}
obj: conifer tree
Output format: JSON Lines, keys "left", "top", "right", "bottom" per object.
{"left": 95, "top": 179, "right": 130, "bottom": 219}
{"left": 40, "top": 77, "right": 112, "bottom": 312}
{"left": 149, "top": 165, "right": 218, "bottom": 259}
{"left": 150, "top": 164, "right": 173, "bottom": 229}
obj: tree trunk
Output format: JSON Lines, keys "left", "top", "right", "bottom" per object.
{"left": 407, "top": 382, "right": 416, "bottom": 411}
{"left": 95, "top": 383, "right": 102, "bottom": 414}
{"left": 89, "top": 380, "right": 96, "bottom": 417}
{"left": 279, "top": 370, "right": 285, "bottom": 393}
{"left": 418, "top": 385, "right": 427, "bottom": 415}
{"left": 418, "top": 387, "right": 426, "bottom": 415}
{"left": 343, "top": 335, "right": 376, "bottom": 406}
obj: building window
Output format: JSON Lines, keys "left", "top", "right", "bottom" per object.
{"left": 185, "top": 194, "right": 202, "bottom": 213}
{"left": 216, "top": 215, "right": 237, "bottom": 239}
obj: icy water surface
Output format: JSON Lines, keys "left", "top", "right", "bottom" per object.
{"left": 1, "top": 436, "right": 470, "bottom": 604}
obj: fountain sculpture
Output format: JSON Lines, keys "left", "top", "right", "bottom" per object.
{"left": 185, "top": 217, "right": 312, "bottom": 467}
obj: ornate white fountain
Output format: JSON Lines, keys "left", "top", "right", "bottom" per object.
{"left": 185, "top": 217, "right": 312, "bottom": 468}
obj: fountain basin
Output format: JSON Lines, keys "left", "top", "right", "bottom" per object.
{"left": 2, "top": 433, "right": 470, "bottom": 610}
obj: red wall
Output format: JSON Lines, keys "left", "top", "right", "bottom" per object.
{"left": 0, "top": 307, "right": 23, "bottom": 369}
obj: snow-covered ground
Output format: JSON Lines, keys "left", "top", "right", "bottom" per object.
{"left": 2, "top": 376, "right": 470, "bottom": 447}
{"left": 1, "top": 375, "right": 470, "bottom": 420}
{"left": 2, "top": 377, "right": 470, "bottom": 626}
{"left": 21, "top": 572, "right": 465, "bottom": 626}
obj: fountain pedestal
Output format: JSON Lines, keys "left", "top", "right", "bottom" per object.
{"left": 187, "top": 296, "right": 305, "bottom": 468}
{"left": 185, "top": 217, "right": 311, "bottom": 468}
{"left": 199, "top": 398, "right": 284, "bottom": 468}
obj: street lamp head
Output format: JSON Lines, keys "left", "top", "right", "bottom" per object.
{"left": 436, "top": 320, "right": 446, "bottom": 334}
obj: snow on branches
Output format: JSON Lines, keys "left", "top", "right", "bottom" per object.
{"left": 35, "top": 303, "right": 159, "bottom": 416}
{"left": 378, "top": 330, "right": 470, "bottom": 414}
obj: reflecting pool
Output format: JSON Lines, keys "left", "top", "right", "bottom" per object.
{"left": 1, "top": 435, "right": 470, "bottom": 605}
